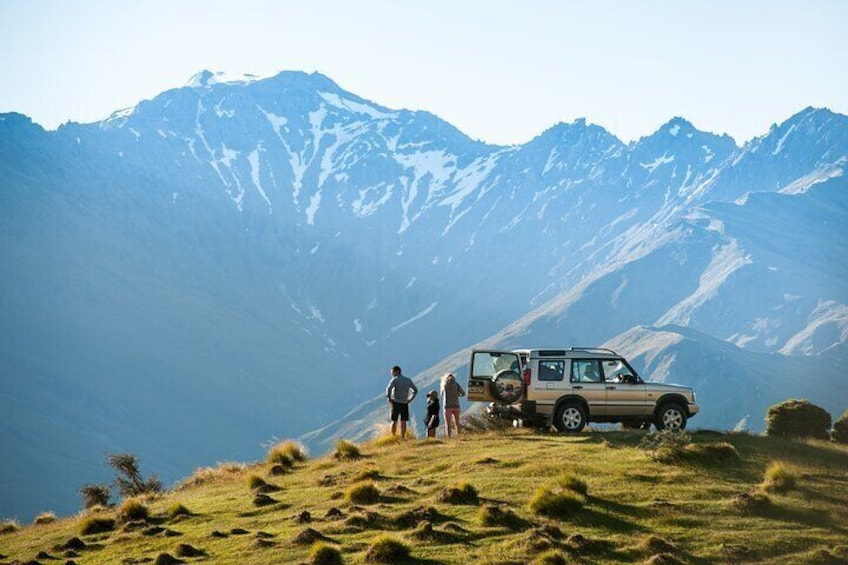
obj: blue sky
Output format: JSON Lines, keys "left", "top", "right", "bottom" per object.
{"left": 1, "top": 0, "right": 845, "bottom": 145}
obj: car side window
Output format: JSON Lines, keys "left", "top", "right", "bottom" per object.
{"left": 602, "top": 359, "right": 637, "bottom": 383}
{"left": 571, "top": 359, "right": 602, "bottom": 383}
{"left": 538, "top": 360, "right": 564, "bottom": 381}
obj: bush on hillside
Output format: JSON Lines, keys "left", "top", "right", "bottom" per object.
{"left": 78, "top": 515, "right": 116, "bottom": 535}
{"left": 80, "top": 484, "right": 111, "bottom": 509}
{"left": 108, "top": 453, "right": 162, "bottom": 498}
{"left": 267, "top": 440, "right": 308, "bottom": 465}
{"left": 436, "top": 481, "right": 479, "bottom": 505}
{"left": 765, "top": 399, "right": 831, "bottom": 440}
{"left": 309, "top": 541, "right": 344, "bottom": 565}
{"left": 0, "top": 519, "right": 20, "bottom": 535}
{"left": 832, "top": 410, "right": 848, "bottom": 444}
{"left": 167, "top": 502, "right": 192, "bottom": 520}
{"left": 334, "top": 439, "right": 362, "bottom": 460}
{"left": 364, "top": 535, "right": 410, "bottom": 563}
{"left": 117, "top": 497, "right": 150, "bottom": 523}
{"left": 345, "top": 481, "right": 381, "bottom": 505}
{"left": 761, "top": 461, "right": 798, "bottom": 493}
{"left": 528, "top": 486, "right": 584, "bottom": 519}
{"left": 33, "top": 511, "right": 57, "bottom": 525}
{"left": 556, "top": 472, "right": 588, "bottom": 496}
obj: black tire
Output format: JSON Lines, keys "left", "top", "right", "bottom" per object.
{"left": 490, "top": 370, "right": 523, "bottom": 404}
{"left": 655, "top": 403, "right": 687, "bottom": 432}
{"left": 553, "top": 401, "right": 587, "bottom": 433}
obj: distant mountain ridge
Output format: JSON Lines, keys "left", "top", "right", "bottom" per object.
{"left": 1, "top": 70, "right": 846, "bottom": 520}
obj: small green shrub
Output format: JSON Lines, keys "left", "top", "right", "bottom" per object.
{"left": 108, "top": 453, "right": 162, "bottom": 497}
{"left": 345, "top": 481, "right": 381, "bottom": 505}
{"left": 334, "top": 439, "right": 362, "bottom": 460}
{"left": 639, "top": 431, "right": 693, "bottom": 461}
{"left": 354, "top": 469, "right": 381, "bottom": 482}
{"left": 79, "top": 515, "right": 116, "bottom": 535}
{"left": 765, "top": 399, "right": 831, "bottom": 440}
{"left": 531, "top": 550, "right": 568, "bottom": 565}
{"left": 33, "top": 511, "right": 56, "bottom": 525}
{"left": 0, "top": 519, "right": 20, "bottom": 535}
{"left": 167, "top": 503, "right": 192, "bottom": 519}
{"left": 832, "top": 410, "right": 848, "bottom": 444}
{"left": 731, "top": 492, "right": 772, "bottom": 514}
{"left": 528, "top": 486, "right": 584, "bottom": 519}
{"left": 364, "top": 534, "right": 410, "bottom": 563}
{"left": 762, "top": 461, "right": 798, "bottom": 493}
{"left": 248, "top": 474, "right": 268, "bottom": 490}
{"left": 117, "top": 497, "right": 149, "bottom": 523}
{"left": 309, "top": 541, "right": 344, "bottom": 565}
{"left": 477, "top": 504, "right": 525, "bottom": 529}
{"left": 436, "top": 481, "right": 479, "bottom": 505}
{"left": 268, "top": 440, "right": 308, "bottom": 465}
{"left": 556, "top": 473, "right": 588, "bottom": 496}
{"left": 80, "top": 484, "right": 111, "bottom": 509}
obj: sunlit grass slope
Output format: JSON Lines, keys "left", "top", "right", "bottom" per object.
{"left": 2, "top": 429, "right": 847, "bottom": 564}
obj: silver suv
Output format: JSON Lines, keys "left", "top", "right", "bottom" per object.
{"left": 466, "top": 348, "right": 698, "bottom": 432}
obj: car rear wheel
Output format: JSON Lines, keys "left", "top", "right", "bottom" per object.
{"left": 554, "top": 401, "right": 587, "bottom": 433}
{"left": 655, "top": 403, "right": 687, "bottom": 432}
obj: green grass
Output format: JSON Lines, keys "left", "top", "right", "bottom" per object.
{"left": 2, "top": 429, "right": 847, "bottom": 564}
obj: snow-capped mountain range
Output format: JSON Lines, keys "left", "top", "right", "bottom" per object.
{"left": 1, "top": 70, "right": 846, "bottom": 520}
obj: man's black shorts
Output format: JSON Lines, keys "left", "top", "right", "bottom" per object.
{"left": 390, "top": 401, "right": 410, "bottom": 422}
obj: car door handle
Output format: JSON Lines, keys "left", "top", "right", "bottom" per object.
{"left": 573, "top": 385, "right": 583, "bottom": 390}
{"left": 606, "top": 386, "right": 616, "bottom": 390}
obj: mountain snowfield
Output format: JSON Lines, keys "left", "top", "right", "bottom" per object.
{"left": 1, "top": 70, "right": 846, "bottom": 520}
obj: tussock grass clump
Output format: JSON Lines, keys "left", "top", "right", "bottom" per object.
{"left": 268, "top": 440, "right": 308, "bottom": 465}
{"left": 511, "top": 526, "right": 563, "bottom": 553}
{"left": 344, "top": 511, "right": 384, "bottom": 530}
{"left": 345, "top": 481, "right": 381, "bottom": 505}
{"left": 461, "top": 413, "right": 513, "bottom": 433}
{"left": 334, "top": 439, "right": 362, "bottom": 460}
{"left": 394, "top": 505, "right": 444, "bottom": 528}
{"left": 354, "top": 469, "right": 381, "bottom": 482}
{"left": 309, "top": 541, "right": 344, "bottom": 565}
{"left": 477, "top": 504, "right": 526, "bottom": 529}
{"left": 247, "top": 474, "right": 280, "bottom": 492}
{"left": 175, "top": 462, "right": 245, "bottom": 490}
{"left": 153, "top": 552, "right": 184, "bottom": 565}
{"left": 167, "top": 503, "right": 192, "bottom": 520}
{"left": 33, "top": 511, "right": 57, "bottom": 525}
{"left": 684, "top": 442, "right": 740, "bottom": 464}
{"left": 531, "top": 550, "right": 568, "bottom": 565}
{"left": 639, "top": 431, "right": 692, "bottom": 461}
{"left": 79, "top": 515, "right": 116, "bottom": 535}
{"left": 292, "top": 527, "right": 333, "bottom": 545}
{"left": 556, "top": 472, "right": 588, "bottom": 496}
{"left": 645, "top": 554, "right": 683, "bottom": 565}
{"left": 253, "top": 493, "right": 277, "bottom": 507}
{"left": 635, "top": 536, "right": 678, "bottom": 555}
{"left": 0, "top": 519, "right": 20, "bottom": 534}
{"left": 364, "top": 534, "right": 410, "bottom": 563}
{"left": 174, "top": 543, "right": 206, "bottom": 557}
{"left": 436, "top": 481, "right": 479, "bottom": 505}
{"left": 762, "top": 461, "right": 798, "bottom": 493}
{"left": 117, "top": 497, "right": 149, "bottom": 523}
{"left": 528, "top": 486, "right": 584, "bottom": 519}
{"left": 731, "top": 492, "right": 772, "bottom": 514}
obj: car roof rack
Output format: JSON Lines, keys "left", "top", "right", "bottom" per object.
{"left": 566, "top": 347, "right": 618, "bottom": 355}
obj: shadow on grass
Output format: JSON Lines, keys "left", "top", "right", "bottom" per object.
{"left": 237, "top": 502, "right": 291, "bottom": 517}
{"left": 571, "top": 503, "right": 649, "bottom": 534}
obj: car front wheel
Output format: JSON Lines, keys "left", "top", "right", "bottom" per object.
{"left": 554, "top": 402, "right": 587, "bottom": 433}
{"left": 655, "top": 403, "right": 687, "bottom": 432}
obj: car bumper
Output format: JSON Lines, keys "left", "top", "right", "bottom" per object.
{"left": 688, "top": 403, "right": 699, "bottom": 417}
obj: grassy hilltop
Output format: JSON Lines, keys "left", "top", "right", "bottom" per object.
{"left": 2, "top": 427, "right": 847, "bottom": 565}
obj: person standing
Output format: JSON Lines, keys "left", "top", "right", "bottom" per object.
{"left": 425, "top": 391, "right": 440, "bottom": 438}
{"left": 386, "top": 365, "right": 418, "bottom": 438}
{"left": 440, "top": 373, "right": 465, "bottom": 438}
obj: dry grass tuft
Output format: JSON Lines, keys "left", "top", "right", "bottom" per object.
{"left": 78, "top": 515, "right": 116, "bottom": 536}
{"left": 175, "top": 462, "right": 246, "bottom": 490}
{"left": 117, "top": 497, "right": 149, "bottom": 523}
{"left": 33, "top": 511, "right": 57, "bottom": 525}
{"left": 436, "top": 481, "right": 479, "bottom": 505}
{"left": 334, "top": 439, "right": 363, "bottom": 460}
{"left": 345, "top": 481, "right": 381, "bottom": 505}
{"left": 528, "top": 486, "right": 583, "bottom": 519}
{"left": 268, "top": 440, "right": 309, "bottom": 465}
{"left": 762, "top": 461, "right": 798, "bottom": 493}
{"left": 309, "top": 541, "right": 344, "bottom": 565}
{"left": 0, "top": 519, "right": 20, "bottom": 535}
{"left": 364, "top": 534, "right": 410, "bottom": 563}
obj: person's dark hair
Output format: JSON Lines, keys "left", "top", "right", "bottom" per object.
{"left": 392, "top": 365, "right": 402, "bottom": 374}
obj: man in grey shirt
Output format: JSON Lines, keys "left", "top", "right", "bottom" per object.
{"left": 386, "top": 365, "right": 418, "bottom": 438}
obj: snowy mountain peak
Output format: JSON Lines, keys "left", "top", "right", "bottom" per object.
{"left": 186, "top": 69, "right": 262, "bottom": 88}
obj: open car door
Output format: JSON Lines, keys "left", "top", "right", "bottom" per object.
{"left": 467, "top": 350, "right": 524, "bottom": 404}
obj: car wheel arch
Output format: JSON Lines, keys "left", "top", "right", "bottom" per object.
{"left": 653, "top": 394, "right": 690, "bottom": 418}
